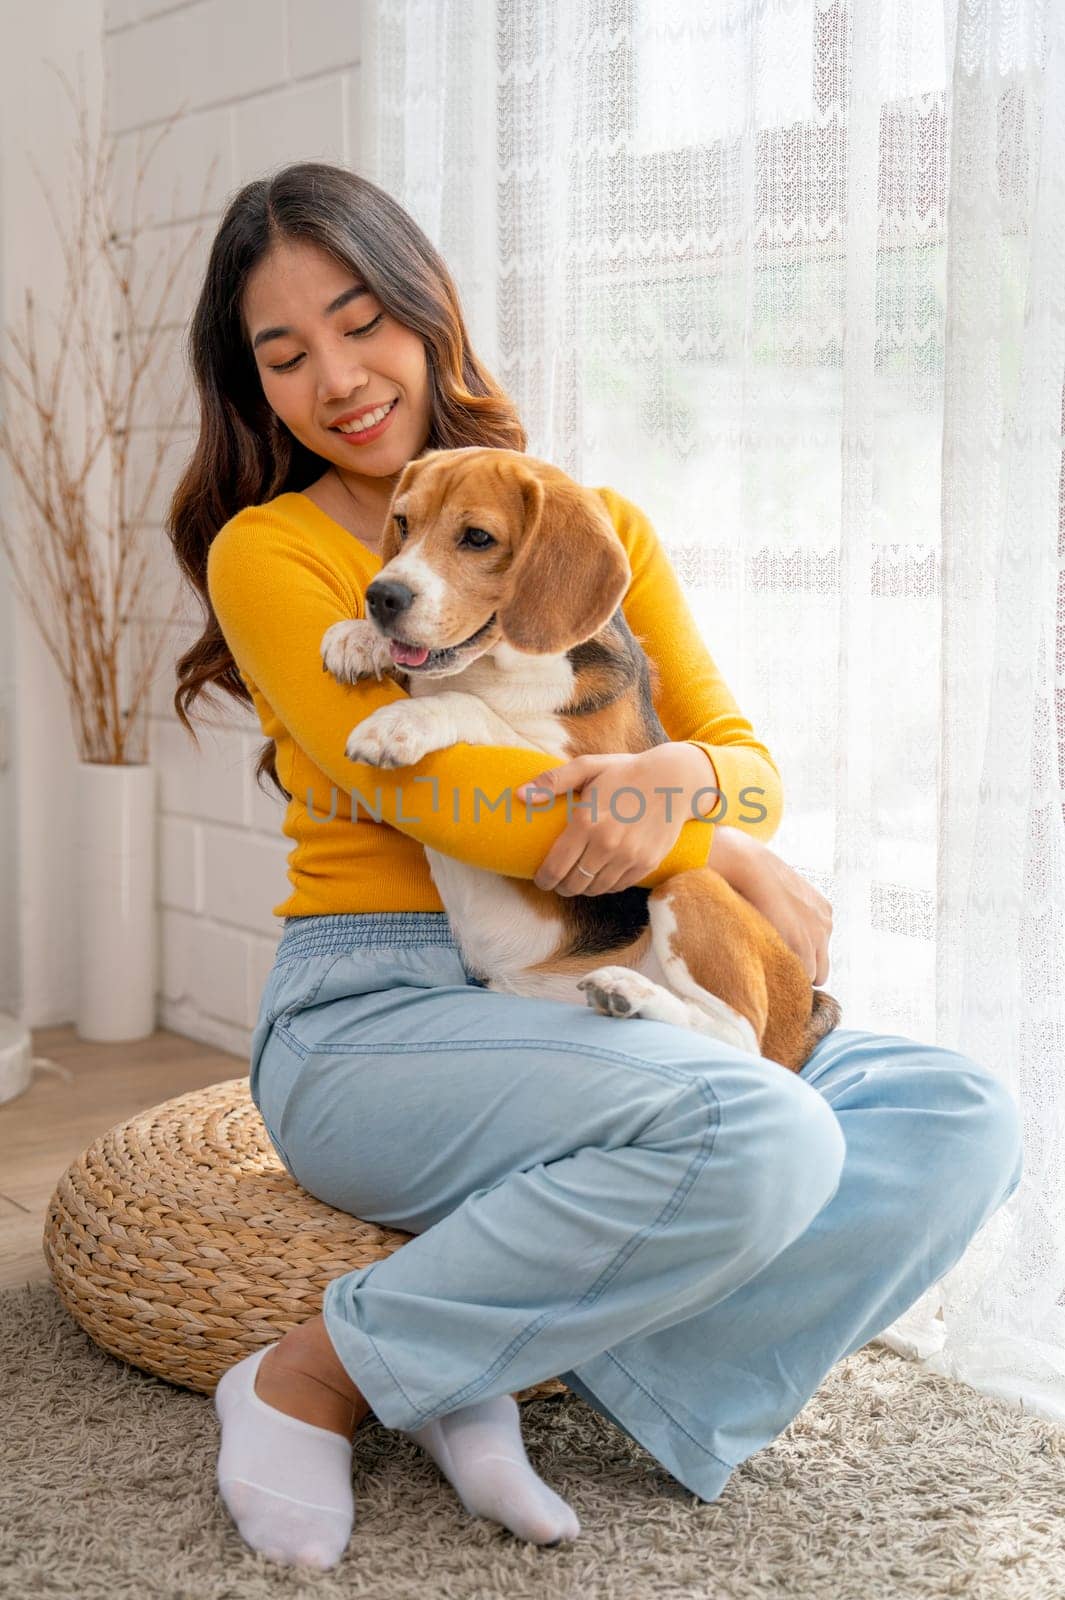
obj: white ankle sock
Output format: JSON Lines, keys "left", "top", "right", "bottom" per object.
{"left": 214, "top": 1343, "right": 355, "bottom": 1570}
{"left": 402, "top": 1393, "right": 580, "bottom": 1545}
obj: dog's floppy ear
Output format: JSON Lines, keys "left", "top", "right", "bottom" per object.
{"left": 379, "top": 455, "right": 426, "bottom": 566}
{"left": 378, "top": 509, "right": 402, "bottom": 566}
{"left": 498, "top": 470, "right": 631, "bottom": 654}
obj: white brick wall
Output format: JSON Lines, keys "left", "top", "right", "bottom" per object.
{"left": 104, "top": 0, "right": 366, "bottom": 1057}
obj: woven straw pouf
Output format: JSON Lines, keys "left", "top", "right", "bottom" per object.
{"left": 42, "top": 1076, "right": 568, "bottom": 1406}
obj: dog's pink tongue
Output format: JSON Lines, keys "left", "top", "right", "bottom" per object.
{"left": 390, "top": 639, "right": 431, "bottom": 667}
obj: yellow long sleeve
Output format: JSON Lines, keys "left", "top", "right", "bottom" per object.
{"left": 205, "top": 488, "right": 780, "bottom": 917}
{"left": 592, "top": 486, "right": 783, "bottom": 840}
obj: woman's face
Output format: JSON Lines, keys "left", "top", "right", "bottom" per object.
{"left": 242, "top": 237, "right": 432, "bottom": 483}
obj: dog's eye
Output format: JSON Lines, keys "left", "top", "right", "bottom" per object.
{"left": 394, "top": 513, "right": 408, "bottom": 541}
{"left": 461, "top": 527, "right": 495, "bottom": 549}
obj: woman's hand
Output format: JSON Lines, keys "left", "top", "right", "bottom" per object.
{"left": 512, "top": 747, "right": 833, "bottom": 984}
{"left": 514, "top": 746, "right": 711, "bottom": 897}
{"left": 713, "top": 829, "right": 834, "bottom": 986}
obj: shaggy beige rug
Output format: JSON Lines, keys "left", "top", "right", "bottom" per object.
{"left": 2, "top": 1280, "right": 1061, "bottom": 1599}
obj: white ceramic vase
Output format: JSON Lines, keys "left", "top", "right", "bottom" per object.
{"left": 76, "top": 761, "right": 157, "bottom": 1042}
{"left": 0, "top": 1013, "right": 32, "bottom": 1104}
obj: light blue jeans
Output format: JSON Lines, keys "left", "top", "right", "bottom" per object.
{"left": 249, "top": 911, "right": 1024, "bottom": 1503}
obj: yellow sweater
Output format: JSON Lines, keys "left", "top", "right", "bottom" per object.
{"left": 206, "top": 486, "right": 783, "bottom": 919}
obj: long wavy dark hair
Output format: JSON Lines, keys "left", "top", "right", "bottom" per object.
{"left": 169, "top": 162, "right": 526, "bottom": 801}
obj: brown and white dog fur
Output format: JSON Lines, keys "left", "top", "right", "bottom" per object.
{"left": 320, "top": 446, "right": 841, "bottom": 1074}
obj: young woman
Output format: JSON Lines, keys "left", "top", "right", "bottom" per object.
{"left": 170, "top": 163, "right": 1023, "bottom": 1572}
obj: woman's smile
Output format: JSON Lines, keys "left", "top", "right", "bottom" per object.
{"left": 328, "top": 397, "right": 399, "bottom": 446}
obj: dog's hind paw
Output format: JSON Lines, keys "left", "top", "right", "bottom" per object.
{"left": 578, "top": 965, "right": 710, "bottom": 1031}
{"left": 577, "top": 966, "right": 660, "bottom": 1019}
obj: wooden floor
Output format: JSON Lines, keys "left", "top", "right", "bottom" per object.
{"left": 0, "top": 1024, "right": 245, "bottom": 1293}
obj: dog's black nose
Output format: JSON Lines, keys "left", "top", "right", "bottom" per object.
{"left": 366, "top": 579, "right": 415, "bottom": 625}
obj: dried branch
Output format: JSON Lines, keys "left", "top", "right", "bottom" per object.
{"left": 0, "top": 66, "right": 217, "bottom": 765}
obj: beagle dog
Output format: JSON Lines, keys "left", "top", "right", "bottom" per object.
{"left": 320, "top": 447, "right": 841, "bottom": 1073}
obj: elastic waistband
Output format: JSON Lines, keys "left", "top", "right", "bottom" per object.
{"left": 276, "top": 911, "right": 458, "bottom": 962}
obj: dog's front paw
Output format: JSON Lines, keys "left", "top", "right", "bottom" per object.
{"left": 344, "top": 703, "right": 437, "bottom": 768}
{"left": 321, "top": 618, "right": 393, "bottom": 684}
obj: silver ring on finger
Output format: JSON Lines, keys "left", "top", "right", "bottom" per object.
{"left": 575, "top": 864, "right": 596, "bottom": 878}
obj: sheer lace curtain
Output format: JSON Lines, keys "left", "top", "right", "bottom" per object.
{"left": 357, "top": 0, "right": 1065, "bottom": 1423}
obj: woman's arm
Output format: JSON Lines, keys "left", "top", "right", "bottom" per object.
{"left": 611, "top": 527, "right": 829, "bottom": 980}
{"left": 706, "top": 825, "right": 834, "bottom": 986}
{"left": 598, "top": 485, "right": 784, "bottom": 841}
{"left": 514, "top": 488, "right": 786, "bottom": 896}
{"left": 206, "top": 506, "right": 717, "bottom": 888}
